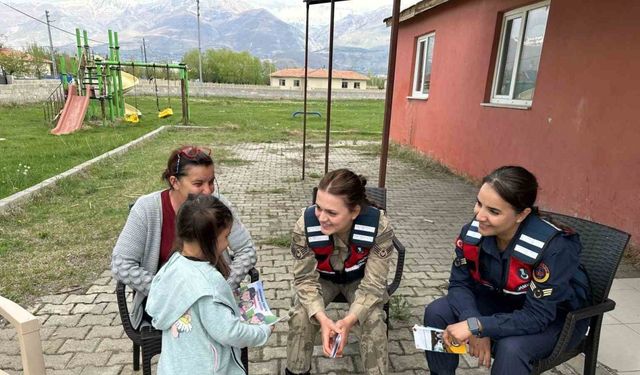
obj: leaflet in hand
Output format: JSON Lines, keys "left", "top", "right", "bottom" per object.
{"left": 235, "top": 280, "right": 280, "bottom": 325}
{"left": 330, "top": 333, "right": 342, "bottom": 358}
{"left": 412, "top": 325, "right": 467, "bottom": 354}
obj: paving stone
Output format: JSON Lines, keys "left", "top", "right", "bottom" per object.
{"left": 94, "top": 293, "right": 117, "bottom": 303}
{"left": 86, "top": 325, "right": 124, "bottom": 339}
{"left": 52, "top": 326, "right": 91, "bottom": 339}
{"left": 0, "top": 353, "right": 21, "bottom": 369}
{"left": 38, "top": 304, "right": 74, "bottom": 315}
{"left": 58, "top": 338, "right": 101, "bottom": 353}
{"left": 77, "top": 313, "right": 116, "bottom": 327}
{"left": 42, "top": 338, "right": 66, "bottom": 354}
{"left": 63, "top": 295, "right": 97, "bottom": 304}
{"left": 39, "top": 295, "right": 68, "bottom": 304}
{"left": 43, "top": 315, "right": 82, "bottom": 327}
{"left": 43, "top": 353, "right": 74, "bottom": 369}
{"left": 66, "top": 351, "right": 110, "bottom": 368}
{"left": 96, "top": 338, "right": 130, "bottom": 352}
{"left": 72, "top": 303, "right": 106, "bottom": 315}
{"left": 86, "top": 285, "right": 115, "bottom": 294}
{"left": 316, "top": 356, "right": 356, "bottom": 372}
{"left": 78, "top": 365, "right": 122, "bottom": 375}
{"left": 0, "top": 340, "right": 19, "bottom": 355}
{"left": 248, "top": 359, "right": 282, "bottom": 375}
{"left": 390, "top": 353, "right": 429, "bottom": 371}
{"left": 106, "top": 351, "right": 133, "bottom": 366}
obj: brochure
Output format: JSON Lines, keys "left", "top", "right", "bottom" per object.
{"left": 234, "top": 280, "right": 280, "bottom": 325}
{"left": 330, "top": 333, "right": 342, "bottom": 358}
{"left": 412, "top": 325, "right": 467, "bottom": 354}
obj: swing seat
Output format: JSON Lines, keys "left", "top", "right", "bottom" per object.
{"left": 158, "top": 108, "right": 173, "bottom": 118}
{"left": 125, "top": 113, "right": 139, "bottom": 123}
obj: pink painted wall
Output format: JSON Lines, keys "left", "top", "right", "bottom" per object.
{"left": 390, "top": 0, "right": 640, "bottom": 243}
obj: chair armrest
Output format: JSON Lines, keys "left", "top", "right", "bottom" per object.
{"left": 545, "top": 299, "right": 616, "bottom": 361}
{"left": 249, "top": 267, "right": 260, "bottom": 282}
{"left": 116, "top": 281, "right": 141, "bottom": 343}
{"left": 387, "top": 236, "right": 405, "bottom": 296}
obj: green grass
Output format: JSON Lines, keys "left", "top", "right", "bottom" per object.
{"left": 0, "top": 97, "right": 383, "bottom": 199}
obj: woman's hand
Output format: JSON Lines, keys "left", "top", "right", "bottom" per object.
{"left": 315, "top": 311, "right": 342, "bottom": 357}
{"left": 443, "top": 320, "right": 472, "bottom": 347}
{"left": 468, "top": 336, "right": 491, "bottom": 368}
{"left": 334, "top": 313, "right": 358, "bottom": 357}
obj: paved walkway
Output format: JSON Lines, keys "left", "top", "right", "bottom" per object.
{"left": 0, "top": 141, "right": 636, "bottom": 374}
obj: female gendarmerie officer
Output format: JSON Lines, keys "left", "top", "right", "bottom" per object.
{"left": 424, "top": 166, "right": 591, "bottom": 375}
{"left": 285, "top": 169, "right": 395, "bottom": 375}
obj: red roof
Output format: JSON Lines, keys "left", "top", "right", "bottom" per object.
{"left": 271, "top": 68, "right": 368, "bottom": 81}
{"left": 0, "top": 48, "right": 53, "bottom": 64}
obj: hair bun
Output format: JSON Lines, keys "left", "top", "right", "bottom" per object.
{"left": 358, "top": 174, "right": 367, "bottom": 188}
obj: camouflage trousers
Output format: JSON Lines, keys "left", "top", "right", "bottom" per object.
{"left": 286, "top": 278, "right": 388, "bottom": 374}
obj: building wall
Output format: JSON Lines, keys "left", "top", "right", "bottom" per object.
{"left": 270, "top": 77, "right": 367, "bottom": 90}
{"left": 390, "top": 0, "right": 640, "bottom": 242}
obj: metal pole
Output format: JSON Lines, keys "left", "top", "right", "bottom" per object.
{"left": 378, "top": 0, "right": 401, "bottom": 188}
{"left": 324, "top": 0, "right": 336, "bottom": 174}
{"left": 196, "top": 0, "right": 203, "bottom": 83}
{"left": 143, "top": 37, "right": 149, "bottom": 79}
{"left": 302, "top": 2, "right": 310, "bottom": 180}
{"left": 45, "top": 10, "right": 58, "bottom": 77}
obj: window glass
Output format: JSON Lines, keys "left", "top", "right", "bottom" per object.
{"left": 415, "top": 39, "right": 426, "bottom": 92}
{"left": 342, "top": 81, "right": 348, "bottom": 88}
{"left": 514, "top": 5, "right": 549, "bottom": 100}
{"left": 354, "top": 82, "right": 361, "bottom": 89}
{"left": 496, "top": 17, "right": 521, "bottom": 96}
{"left": 422, "top": 35, "right": 435, "bottom": 94}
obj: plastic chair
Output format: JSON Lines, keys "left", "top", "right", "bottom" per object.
{"left": 117, "top": 268, "right": 259, "bottom": 374}
{"left": 311, "top": 186, "right": 406, "bottom": 331}
{"left": 0, "top": 295, "right": 46, "bottom": 375}
{"left": 530, "top": 211, "right": 631, "bottom": 375}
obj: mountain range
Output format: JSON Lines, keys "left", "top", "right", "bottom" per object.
{"left": 0, "top": 0, "right": 393, "bottom": 75}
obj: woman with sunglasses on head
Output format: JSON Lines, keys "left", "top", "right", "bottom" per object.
{"left": 111, "top": 145, "right": 257, "bottom": 330}
{"left": 423, "top": 166, "right": 591, "bottom": 375}
{"left": 285, "top": 169, "right": 395, "bottom": 375}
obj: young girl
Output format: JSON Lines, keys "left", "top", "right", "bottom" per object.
{"left": 147, "top": 194, "right": 271, "bottom": 374}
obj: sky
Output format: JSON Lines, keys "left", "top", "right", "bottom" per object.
{"left": 276, "top": 0, "right": 423, "bottom": 25}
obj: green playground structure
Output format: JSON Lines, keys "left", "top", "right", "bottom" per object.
{"left": 46, "top": 28, "right": 190, "bottom": 135}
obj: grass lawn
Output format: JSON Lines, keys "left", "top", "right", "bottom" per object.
{"left": 0, "top": 96, "right": 384, "bottom": 304}
{"left": 0, "top": 96, "right": 383, "bottom": 199}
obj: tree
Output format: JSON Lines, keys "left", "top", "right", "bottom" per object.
{"left": 0, "top": 49, "right": 29, "bottom": 77}
{"left": 182, "top": 48, "right": 273, "bottom": 85}
{"left": 25, "top": 43, "right": 49, "bottom": 78}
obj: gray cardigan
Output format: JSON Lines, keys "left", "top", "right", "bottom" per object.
{"left": 111, "top": 190, "right": 257, "bottom": 329}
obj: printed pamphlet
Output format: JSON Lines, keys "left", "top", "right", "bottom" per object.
{"left": 412, "top": 325, "right": 467, "bottom": 354}
{"left": 235, "top": 280, "right": 280, "bottom": 325}
{"left": 330, "top": 333, "right": 342, "bottom": 358}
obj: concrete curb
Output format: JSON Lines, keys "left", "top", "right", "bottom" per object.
{"left": 0, "top": 125, "right": 169, "bottom": 214}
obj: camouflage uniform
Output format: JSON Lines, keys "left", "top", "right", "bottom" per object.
{"left": 287, "top": 208, "right": 394, "bottom": 375}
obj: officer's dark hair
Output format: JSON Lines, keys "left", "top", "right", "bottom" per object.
{"left": 317, "top": 168, "right": 368, "bottom": 211}
{"left": 161, "top": 145, "right": 214, "bottom": 189}
{"left": 174, "top": 194, "right": 232, "bottom": 277}
{"left": 482, "top": 166, "right": 538, "bottom": 214}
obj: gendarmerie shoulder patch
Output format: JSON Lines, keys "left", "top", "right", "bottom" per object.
{"left": 533, "top": 263, "right": 550, "bottom": 283}
{"left": 529, "top": 282, "right": 553, "bottom": 298}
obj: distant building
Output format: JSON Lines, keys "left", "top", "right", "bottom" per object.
{"left": 270, "top": 68, "right": 368, "bottom": 90}
{"left": 0, "top": 48, "right": 53, "bottom": 79}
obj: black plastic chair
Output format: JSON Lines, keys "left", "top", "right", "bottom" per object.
{"left": 311, "top": 186, "right": 406, "bottom": 331}
{"left": 116, "top": 269, "right": 259, "bottom": 375}
{"left": 530, "top": 211, "right": 631, "bottom": 375}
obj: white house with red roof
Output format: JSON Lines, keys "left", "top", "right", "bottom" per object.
{"left": 270, "top": 68, "right": 368, "bottom": 90}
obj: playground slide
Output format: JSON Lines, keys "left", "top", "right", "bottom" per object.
{"left": 121, "top": 71, "right": 142, "bottom": 117}
{"left": 50, "top": 84, "right": 90, "bottom": 136}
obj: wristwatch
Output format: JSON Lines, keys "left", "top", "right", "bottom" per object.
{"left": 467, "top": 317, "right": 482, "bottom": 337}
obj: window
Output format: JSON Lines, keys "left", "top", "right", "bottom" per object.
{"left": 412, "top": 32, "right": 435, "bottom": 98}
{"left": 491, "top": 1, "right": 549, "bottom": 106}
{"left": 294, "top": 79, "right": 300, "bottom": 87}
{"left": 341, "top": 81, "right": 348, "bottom": 89}
{"left": 279, "top": 79, "right": 286, "bottom": 86}
{"left": 354, "top": 82, "right": 361, "bottom": 89}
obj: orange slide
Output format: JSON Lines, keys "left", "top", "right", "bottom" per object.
{"left": 50, "top": 84, "right": 90, "bottom": 135}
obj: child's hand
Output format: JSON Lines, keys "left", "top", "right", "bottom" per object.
{"left": 270, "top": 325, "right": 275, "bottom": 333}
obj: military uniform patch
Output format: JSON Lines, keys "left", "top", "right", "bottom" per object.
{"left": 518, "top": 268, "right": 530, "bottom": 280}
{"left": 291, "top": 244, "right": 309, "bottom": 259}
{"left": 373, "top": 244, "right": 392, "bottom": 258}
{"left": 533, "top": 263, "right": 550, "bottom": 283}
{"left": 530, "top": 282, "right": 553, "bottom": 298}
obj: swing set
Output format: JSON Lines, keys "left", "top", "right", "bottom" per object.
{"left": 53, "top": 28, "right": 190, "bottom": 128}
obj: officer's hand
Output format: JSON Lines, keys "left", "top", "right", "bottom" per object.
{"left": 335, "top": 313, "right": 358, "bottom": 357}
{"left": 469, "top": 336, "right": 491, "bottom": 368}
{"left": 443, "top": 321, "right": 472, "bottom": 347}
{"left": 315, "top": 311, "right": 341, "bottom": 357}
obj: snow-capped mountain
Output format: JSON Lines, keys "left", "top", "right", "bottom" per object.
{"left": 0, "top": 0, "right": 393, "bottom": 74}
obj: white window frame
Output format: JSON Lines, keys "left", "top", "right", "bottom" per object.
{"left": 411, "top": 32, "right": 436, "bottom": 99}
{"left": 279, "top": 79, "right": 286, "bottom": 86}
{"left": 490, "top": 0, "right": 550, "bottom": 107}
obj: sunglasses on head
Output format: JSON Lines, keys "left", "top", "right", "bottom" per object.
{"left": 175, "top": 146, "right": 212, "bottom": 174}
